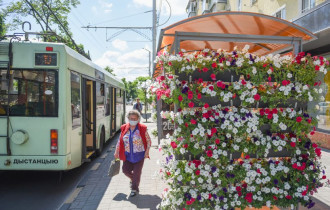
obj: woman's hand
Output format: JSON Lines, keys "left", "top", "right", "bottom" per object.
{"left": 114, "top": 150, "right": 119, "bottom": 159}
{"left": 145, "top": 149, "right": 150, "bottom": 159}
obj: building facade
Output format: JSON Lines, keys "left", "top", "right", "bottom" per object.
{"left": 186, "top": 0, "right": 330, "bottom": 148}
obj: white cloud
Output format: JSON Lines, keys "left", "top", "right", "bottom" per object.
{"left": 95, "top": 49, "right": 151, "bottom": 81}
{"left": 91, "top": 6, "right": 98, "bottom": 14}
{"left": 132, "top": 0, "right": 189, "bottom": 16}
{"left": 111, "top": 39, "right": 128, "bottom": 51}
{"left": 92, "top": 0, "right": 113, "bottom": 14}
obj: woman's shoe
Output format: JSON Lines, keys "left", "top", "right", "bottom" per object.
{"left": 129, "top": 190, "right": 138, "bottom": 197}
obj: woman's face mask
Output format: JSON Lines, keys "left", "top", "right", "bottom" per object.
{"left": 129, "top": 115, "right": 139, "bottom": 126}
{"left": 129, "top": 120, "right": 138, "bottom": 126}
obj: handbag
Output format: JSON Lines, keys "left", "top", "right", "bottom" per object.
{"left": 108, "top": 159, "right": 120, "bottom": 177}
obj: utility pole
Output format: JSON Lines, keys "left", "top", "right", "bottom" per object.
{"left": 152, "top": 0, "right": 157, "bottom": 73}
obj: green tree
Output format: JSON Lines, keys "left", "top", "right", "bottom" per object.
{"left": 105, "top": 66, "right": 116, "bottom": 76}
{"left": 3, "top": 0, "right": 89, "bottom": 58}
{"left": 135, "top": 76, "right": 153, "bottom": 105}
{"left": 0, "top": 0, "right": 5, "bottom": 38}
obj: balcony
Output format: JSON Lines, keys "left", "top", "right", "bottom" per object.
{"left": 293, "top": 1, "right": 330, "bottom": 54}
{"left": 209, "top": 0, "right": 228, "bottom": 12}
{"left": 188, "top": 11, "right": 197, "bottom": 17}
{"left": 294, "top": 1, "right": 330, "bottom": 34}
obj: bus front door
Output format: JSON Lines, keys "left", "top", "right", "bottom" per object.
{"left": 82, "top": 79, "right": 96, "bottom": 161}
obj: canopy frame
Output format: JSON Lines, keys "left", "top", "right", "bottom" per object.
{"left": 168, "top": 31, "right": 303, "bottom": 55}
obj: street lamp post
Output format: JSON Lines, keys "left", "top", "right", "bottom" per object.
{"left": 140, "top": 81, "right": 148, "bottom": 123}
{"left": 143, "top": 48, "right": 151, "bottom": 77}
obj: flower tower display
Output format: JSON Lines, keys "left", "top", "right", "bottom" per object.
{"left": 149, "top": 46, "right": 329, "bottom": 210}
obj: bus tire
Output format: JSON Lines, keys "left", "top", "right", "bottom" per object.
{"left": 96, "top": 127, "right": 105, "bottom": 156}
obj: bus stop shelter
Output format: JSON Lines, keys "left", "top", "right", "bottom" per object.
{"left": 154, "top": 11, "right": 317, "bottom": 141}
{"left": 154, "top": 11, "right": 316, "bottom": 77}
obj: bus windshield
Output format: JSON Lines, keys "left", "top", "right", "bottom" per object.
{"left": 0, "top": 69, "right": 58, "bottom": 117}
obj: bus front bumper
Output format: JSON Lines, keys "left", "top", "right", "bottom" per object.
{"left": 0, "top": 155, "right": 71, "bottom": 170}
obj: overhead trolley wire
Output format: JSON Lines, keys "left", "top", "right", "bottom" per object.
{"left": 87, "top": 10, "right": 152, "bottom": 27}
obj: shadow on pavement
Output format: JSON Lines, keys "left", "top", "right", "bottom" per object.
{"left": 112, "top": 192, "right": 161, "bottom": 210}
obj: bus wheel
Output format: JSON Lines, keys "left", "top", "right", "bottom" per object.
{"left": 96, "top": 127, "right": 105, "bottom": 156}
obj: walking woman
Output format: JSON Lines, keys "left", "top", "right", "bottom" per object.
{"left": 114, "top": 110, "right": 151, "bottom": 197}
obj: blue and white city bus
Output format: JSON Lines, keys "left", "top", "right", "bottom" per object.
{"left": 0, "top": 39, "right": 125, "bottom": 171}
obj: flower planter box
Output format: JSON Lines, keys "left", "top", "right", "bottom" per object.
{"left": 267, "top": 148, "right": 292, "bottom": 157}
{"left": 199, "top": 96, "right": 241, "bottom": 107}
{"left": 175, "top": 69, "right": 240, "bottom": 82}
{"left": 250, "top": 99, "right": 307, "bottom": 109}
{"left": 260, "top": 124, "right": 292, "bottom": 134}
{"left": 174, "top": 152, "right": 201, "bottom": 161}
{"left": 248, "top": 149, "right": 292, "bottom": 158}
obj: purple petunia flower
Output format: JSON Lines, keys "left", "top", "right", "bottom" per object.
{"left": 211, "top": 166, "right": 217, "bottom": 173}
{"left": 274, "top": 179, "right": 278, "bottom": 185}
{"left": 182, "top": 86, "right": 189, "bottom": 94}
{"left": 222, "top": 187, "right": 227, "bottom": 193}
{"left": 197, "top": 195, "right": 202, "bottom": 200}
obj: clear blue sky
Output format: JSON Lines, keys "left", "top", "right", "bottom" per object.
{"left": 1, "top": 0, "right": 189, "bottom": 81}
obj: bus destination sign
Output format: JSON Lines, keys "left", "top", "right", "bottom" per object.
{"left": 35, "top": 53, "right": 57, "bottom": 66}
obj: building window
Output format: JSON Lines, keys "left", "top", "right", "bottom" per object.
{"left": 274, "top": 6, "right": 286, "bottom": 19}
{"left": 237, "top": 0, "right": 242, "bottom": 11}
{"left": 302, "top": 0, "right": 316, "bottom": 13}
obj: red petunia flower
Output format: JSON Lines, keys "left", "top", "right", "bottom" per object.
{"left": 206, "top": 150, "right": 213, "bottom": 157}
{"left": 204, "top": 103, "right": 210, "bottom": 108}
{"left": 267, "top": 114, "right": 273, "bottom": 120}
{"left": 254, "top": 94, "right": 260, "bottom": 101}
{"left": 188, "top": 94, "right": 193, "bottom": 100}
{"left": 315, "top": 65, "right": 320, "bottom": 71}
{"left": 202, "top": 67, "right": 209, "bottom": 72}
{"left": 195, "top": 170, "right": 200, "bottom": 175}
{"left": 188, "top": 101, "right": 194, "bottom": 108}
{"left": 212, "top": 62, "right": 217, "bottom": 68}
{"left": 286, "top": 195, "right": 292, "bottom": 200}
{"left": 296, "top": 116, "right": 302, "bottom": 122}
{"left": 197, "top": 93, "right": 202, "bottom": 99}
{"left": 210, "top": 73, "right": 216, "bottom": 80}
{"left": 211, "top": 127, "right": 217, "bottom": 134}
{"left": 290, "top": 142, "right": 296, "bottom": 147}
{"left": 178, "top": 95, "right": 183, "bottom": 102}
{"left": 170, "top": 141, "right": 177, "bottom": 149}
{"left": 215, "top": 139, "right": 220, "bottom": 144}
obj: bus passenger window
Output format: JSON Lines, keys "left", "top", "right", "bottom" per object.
{"left": 0, "top": 69, "right": 58, "bottom": 117}
{"left": 71, "top": 72, "right": 81, "bottom": 129}
{"left": 105, "top": 86, "right": 110, "bottom": 116}
{"left": 96, "top": 82, "right": 105, "bottom": 119}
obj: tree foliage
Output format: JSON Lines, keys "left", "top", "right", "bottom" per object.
{"left": 104, "top": 66, "right": 116, "bottom": 76}
{"left": 3, "top": 0, "right": 90, "bottom": 59}
{"left": 0, "top": 0, "right": 5, "bottom": 37}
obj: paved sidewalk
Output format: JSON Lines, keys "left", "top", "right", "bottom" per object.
{"left": 60, "top": 118, "right": 167, "bottom": 210}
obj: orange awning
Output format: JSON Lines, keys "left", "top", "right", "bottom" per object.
{"left": 154, "top": 11, "right": 316, "bottom": 77}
